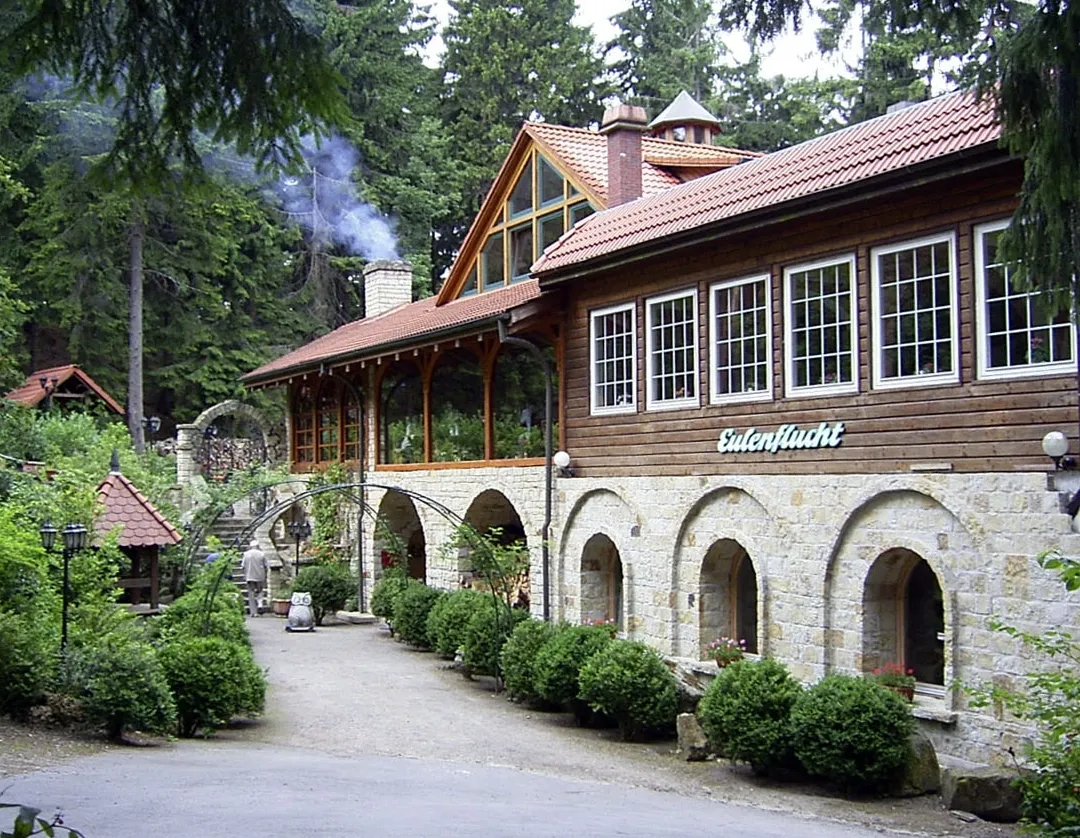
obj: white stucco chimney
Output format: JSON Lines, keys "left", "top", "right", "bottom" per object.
{"left": 362, "top": 259, "right": 413, "bottom": 318}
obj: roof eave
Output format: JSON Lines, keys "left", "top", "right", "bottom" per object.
{"left": 537, "top": 142, "right": 1010, "bottom": 286}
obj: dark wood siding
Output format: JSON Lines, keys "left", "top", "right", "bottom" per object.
{"left": 563, "top": 162, "right": 1078, "bottom": 477}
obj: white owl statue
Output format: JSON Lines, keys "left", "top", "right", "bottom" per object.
{"left": 285, "top": 590, "right": 315, "bottom": 631}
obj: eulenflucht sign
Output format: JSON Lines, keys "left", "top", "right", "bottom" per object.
{"left": 717, "top": 422, "right": 845, "bottom": 454}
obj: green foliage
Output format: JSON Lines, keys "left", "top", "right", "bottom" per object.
{"left": 791, "top": 674, "right": 914, "bottom": 792}
{"left": 153, "top": 566, "right": 249, "bottom": 648}
{"left": 371, "top": 573, "right": 409, "bottom": 625}
{"left": 972, "top": 554, "right": 1080, "bottom": 834}
{"left": 158, "top": 635, "right": 265, "bottom": 737}
{"left": 68, "top": 637, "right": 177, "bottom": 740}
{"left": 426, "top": 588, "right": 487, "bottom": 658}
{"left": 462, "top": 598, "right": 528, "bottom": 678}
{"left": 391, "top": 580, "right": 445, "bottom": 649}
{"left": 1, "top": 801, "right": 86, "bottom": 838}
{"left": 500, "top": 618, "right": 559, "bottom": 702}
{"left": 578, "top": 640, "right": 679, "bottom": 741}
{"left": 697, "top": 658, "right": 804, "bottom": 776}
{"left": 533, "top": 624, "right": 612, "bottom": 709}
{"left": 308, "top": 464, "right": 349, "bottom": 546}
{"left": 293, "top": 561, "right": 355, "bottom": 626}
{"left": 0, "top": 610, "right": 56, "bottom": 716}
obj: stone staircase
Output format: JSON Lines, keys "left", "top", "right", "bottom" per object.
{"left": 192, "top": 513, "right": 255, "bottom": 590}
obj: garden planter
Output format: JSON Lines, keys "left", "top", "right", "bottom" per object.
{"left": 271, "top": 598, "right": 291, "bottom": 616}
{"left": 887, "top": 685, "right": 915, "bottom": 702}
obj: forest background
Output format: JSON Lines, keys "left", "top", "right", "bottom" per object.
{"left": 0, "top": 0, "right": 1066, "bottom": 435}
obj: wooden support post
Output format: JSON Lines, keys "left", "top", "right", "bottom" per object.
{"left": 482, "top": 338, "right": 500, "bottom": 461}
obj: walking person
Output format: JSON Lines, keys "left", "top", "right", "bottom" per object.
{"left": 241, "top": 539, "right": 268, "bottom": 617}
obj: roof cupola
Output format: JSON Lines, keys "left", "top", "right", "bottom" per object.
{"left": 648, "top": 90, "right": 722, "bottom": 145}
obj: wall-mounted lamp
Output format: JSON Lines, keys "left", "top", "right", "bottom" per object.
{"left": 144, "top": 415, "right": 161, "bottom": 435}
{"left": 553, "top": 450, "right": 574, "bottom": 478}
{"left": 1042, "top": 431, "right": 1075, "bottom": 470}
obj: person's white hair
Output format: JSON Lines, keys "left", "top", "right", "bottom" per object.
{"left": 249, "top": 540, "right": 260, "bottom": 549}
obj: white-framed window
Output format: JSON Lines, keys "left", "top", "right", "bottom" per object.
{"left": 645, "top": 288, "right": 699, "bottom": 410}
{"left": 784, "top": 255, "right": 858, "bottom": 397}
{"left": 709, "top": 274, "right": 772, "bottom": 404}
{"left": 589, "top": 302, "right": 637, "bottom": 415}
{"left": 871, "top": 233, "right": 959, "bottom": 389}
{"left": 974, "top": 219, "right": 1075, "bottom": 380}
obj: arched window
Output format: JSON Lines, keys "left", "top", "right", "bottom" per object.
{"left": 863, "top": 550, "right": 945, "bottom": 691}
{"left": 699, "top": 539, "right": 758, "bottom": 657}
{"left": 379, "top": 362, "right": 423, "bottom": 465}
{"left": 292, "top": 384, "right": 316, "bottom": 465}
{"left": 291, "top": 377, "right": 363, "bottom": 468}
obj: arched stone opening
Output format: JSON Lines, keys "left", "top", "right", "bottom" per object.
{"left": 698, "top": 539, "right": 758, "bottom": 658}
{"left": 462, "top": 488, "right": 527, "bottom": 602}
{"left": 863, "top": 549, "right": 945, "bottom": 688}
{"left": 375, "top": 490, "right": 426, "bottom": 582}
{"left": 581, "top": 534, "right": 623, "bottom": 628}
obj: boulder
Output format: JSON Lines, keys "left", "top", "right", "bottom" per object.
{"left": 677, "top": 713, "right": 710, "bottom": 762}
{"left": 889, "top": 732, "right": 941, "bottom": 797}
{"left": 941, "top": 767, "right": 1022, "bottom": 823}
{"left": 664, "top": 659, "right": 710, "bottom": 713}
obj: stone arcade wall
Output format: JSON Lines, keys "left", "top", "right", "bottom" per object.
{"left": 551, "top": 470, "right": 1080, "bottom": 764}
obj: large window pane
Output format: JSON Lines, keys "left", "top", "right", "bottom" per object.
{"left": 647, "top": 291, "right": 697, "bottom": 408}
{"left": 712, "top": 276, "right": 770, "bottom": 401}
{"left": 537, "top": 156, "right": 564, "bottom": 206}
{"left": 510, "top": 223, "right": 532, "bottom": 281}
{"left": 591, "top": 304, "right": 636, "bottom": 413}
{"left": 787, "top": 258, "right": 855, "bottom": 393}
{"left": 430, "top": 351, "right": 485, "bottom": 462}
{"left": 539, "top": 211, "right": 565, "bottom": 255}
{"left": 509, "top": 159, "right": 533, "bottom": 216}
{"left": 482, "top": 232, "right": 504, "bottom": 290}
{"left": 379, "top": 363, "right": 424, "bottom": 464}
{"left": 494, "top": 344, "right": 559, "bottom": 459}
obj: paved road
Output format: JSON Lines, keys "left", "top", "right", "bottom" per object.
{"left": 3, "top": 618, "right": 996, "bottom": 837}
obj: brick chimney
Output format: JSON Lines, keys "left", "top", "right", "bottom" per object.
{"left": 362, "top": 259, "right": 412, "bottom": 318}
{"left": 601, "top": 103, "right": 648, "bottom": 208}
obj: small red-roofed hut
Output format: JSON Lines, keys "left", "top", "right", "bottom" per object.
{"left": 95, "top": 452, "right": 182, "bottom": 609}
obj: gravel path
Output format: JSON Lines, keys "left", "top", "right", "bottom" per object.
{"left": 238, "top": 615, "right": 1019, "bottom": 837}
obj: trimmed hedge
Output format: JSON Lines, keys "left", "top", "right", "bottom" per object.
{"left": 500, "top": 618, "right": 559, "bottom": 702}
{"left": 153, "top": 582, "right": 249, "bottom": 647}
{"left": 697, "top": 658, "right": 803, "bottom": 776}
{"left": 371, "top": 574, "right": 409, "bottom": 629}
{"left": 791, "top": 674, "right": 915, "bottom": 792}
{"left": 578, "top": 639, "right": 678, "bottom": 741}
{"left": 159, "top": 635, "right": 266, "bottom": 737}
{"left": 533, "top": 624, "right": 612, "bottom": 722}
{"left": 391, "top": 580, "right": 445, "bottom": 648}
{"left": 0, "top": 610, "right": 56, "bottom": 716}
{"left": 426, "top": 588, "right": 487, "bottom": 658}
{"left": 293, "top": 562, "right": 355, "bottom": 626}
{"left": 462, "top": 598, "right": 528, "bottom": 677}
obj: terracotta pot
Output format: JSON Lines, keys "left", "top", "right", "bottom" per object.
{"left": 887, "top": 685, "right": 915, "bottom": 702}
{"left": 271, "top": 598, "right": 291, "bottom": 616}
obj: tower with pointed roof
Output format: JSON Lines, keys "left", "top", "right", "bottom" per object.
{"left": 648, "top": 90, "right": 723, "bottom": 145}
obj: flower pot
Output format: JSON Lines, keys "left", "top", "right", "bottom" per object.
{"left": 271, "top": 598, "right": 291, "bottom": 616}
{"left": 887, "top": 685, "right": 915, "bottom": 702}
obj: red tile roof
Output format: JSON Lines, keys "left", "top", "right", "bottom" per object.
{"left": 533, "top": 91, "right": 1001, "bottom": 277}
{"left": 243, "top": 280, "right": 544, "bottom": 383}
{"left": 4, "top": 365, "right": 125, "bottom": 415}
{"left": 96, "top": 470, "right": 183, "bottom": 548}
{"left": 526, "top": 122, "right": 752, "bottom": 203}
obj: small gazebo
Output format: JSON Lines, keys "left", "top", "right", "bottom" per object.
{"left": 95, "top": 451, "right": 182, "bottom": 609}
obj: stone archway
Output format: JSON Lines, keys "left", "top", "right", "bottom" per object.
{"left": 375, "top": 490, "right": 427, "bottom": 582}
{"left": 462, "top": 488, "right": 528, "bottom": 604}
{"left": 176, "top": 400, "right": 281, "bottom": 488}
{"left": 580, "top": 533, "right": 623, "bottom": 628}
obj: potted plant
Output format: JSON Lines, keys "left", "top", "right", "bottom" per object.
{"left": 271, "top": 582, "right": 293, "bottom": 616}
{"left": 870, "top": 662, "right": 917, "bottom": 701}
{"left": 705, "top": 636, "right": 747, "bottom": 668}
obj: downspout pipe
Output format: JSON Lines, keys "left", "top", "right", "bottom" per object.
{"left": 496, "top": 317, "right": 552, "bottom": 621}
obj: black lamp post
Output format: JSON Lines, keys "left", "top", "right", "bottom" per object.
{"left": 286, "top": 519, "right": 312, "bottom": 577}
{"left": 40, "top": 520, "right": 89, "bottom": 651}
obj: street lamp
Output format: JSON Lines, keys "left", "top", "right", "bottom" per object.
{"left": 39, "top": 520, "right": 89, "bottom": 651}
{"left": 286, "top": 519, "right": 312, "bottom": 577}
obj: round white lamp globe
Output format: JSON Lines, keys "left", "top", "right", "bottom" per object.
{"left": 553, "top": 450, "right": 571, "bottom": 469}
{"left": 1042, "top": 431, "right": 1069, "bottom": 461}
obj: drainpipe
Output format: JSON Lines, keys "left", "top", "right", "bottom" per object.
{"left": 496, "top": 317, "right": 552, "bottom": 621}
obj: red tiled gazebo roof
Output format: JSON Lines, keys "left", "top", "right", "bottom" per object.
{"left": 95, "top": 467, "right": 183, "bottom": 548}
{"left": 533, "top": 91, "right": 1002, "bottom": 278}
{"left": 4, "top": 364, "right": 124, "bottom": 415}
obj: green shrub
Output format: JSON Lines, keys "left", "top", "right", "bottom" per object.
{"left": 293, "top": 562, "right": 355, "bottom": 626}
{"left": 579, "top": 639, "right": 679, "bottom": 740}
{"left": 501, "top": 618, "right": 559, "bottom": 702}
{"left": 0, "top": 610, "right": 57, "bottom": 716}
{"left": 153, "top": 583, "right": 249, "bottom": 647}
{"left": 462, "top": 598, "right": 528, "bottom": 677}
{"left": 533, "top": 624, "right": 612, "bottom": 720}
{"left": 791, "top": 674, "right": 914, "bottom": 792}
{"left": 370, "top": 574, "right": 409, "bottom": 628}
{"left": 426, "top": 588, "right": 486, "bottom": 658}
{"left": 69, "top": 638, "right": 177, "bottom": 740}
{"left": 159, "top": 635, "right": 266, "bottom": 737}
{"left": 391, "top": 580, "right": 445, "bottom": 648}
{"left": 697, "top": 658, "right": 804, "bottom": 776}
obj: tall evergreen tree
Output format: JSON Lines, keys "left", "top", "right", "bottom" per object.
{"left": 608, "top": 0, "right": 725, "bottom": 109}
{"left": 436, "top": 0, "right": 607, "bottom": 283}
